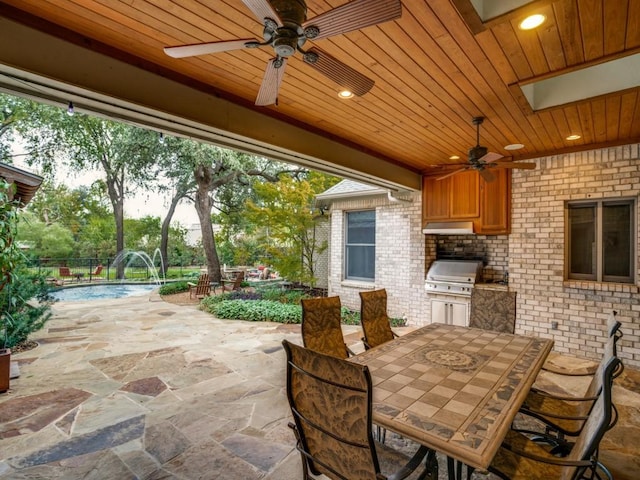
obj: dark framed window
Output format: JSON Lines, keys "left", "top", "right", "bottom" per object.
{"left": 566, "top": 199, "right": 635, "bottom": 283}
{"left": 345, "top": 210, "right": 375, "bottom": 281}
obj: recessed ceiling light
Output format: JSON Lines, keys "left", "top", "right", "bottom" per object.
{"left": 504, "top": 143, "right": 524, "bottom": 150}
{"left": 519, "top": 14, "right": 546, "bottom": 30}
{"left": 566, "top": 134, "right": 581, "bottom": 141}
{"left": 449, "top": 155, "right": 460, "bottom": 160}
{"left": 338, "top": 90, "right": 354, "bottom": 99}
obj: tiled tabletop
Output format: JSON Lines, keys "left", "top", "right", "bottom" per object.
{"left": 349, "top": 323, "right": 553, "bottom": 469}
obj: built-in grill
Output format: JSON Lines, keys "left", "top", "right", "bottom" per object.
{"left": 425, "top": 260, "right": 483, "bottom": 297}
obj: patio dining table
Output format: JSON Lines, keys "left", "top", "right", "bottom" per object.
{"left": 349, "top": 323, "right": 553, "bottom": 477}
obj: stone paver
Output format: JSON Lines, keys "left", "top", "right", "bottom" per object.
{"left": 0, "top": 292, "right": 638, "bottom": 479}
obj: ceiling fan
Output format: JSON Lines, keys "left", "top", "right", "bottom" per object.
{"left": 164, "top": 0, "right": 402, "bottom": 106}
{"left": 434, "top": 117, "right": 537, "bottom": 182}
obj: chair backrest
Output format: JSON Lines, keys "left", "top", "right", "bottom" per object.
{"left": 469, "top": 289, "right": 517, "bottom": 334}
{"left": 301, "top": 296, "right": 349, "bottom": 359}
{"left": 359, "top": 289, "right": 395, "bottom": 349}
{"left": 91, "top": 265, "right": 103, "bottom": 275}
{"left": 282, "top": 339, "right": 381, "bottom": 480}
{"left": 232, "top": 270, "right": 245, "bottom": 289}
{"left": 585, "top": 333, "right": 618, "bottom": 400}
{"left": 59, "top": 267, "right": 71, "bottom": 276}
{"left": 195, "top": 273, "right": 211, "bottom": 295}
{"left": 562, "top": 355, "right": 620, "bottom": 480}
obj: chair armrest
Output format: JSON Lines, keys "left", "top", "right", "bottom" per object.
{"left": 541, "top": 364, "right": 596, "bottom": 376}
{"left": 187, "top": 282, "right": 196, "bottom": 287}
{"left": 528, "top": 388, "right": 599, "bottom": 402}
{"left": 520, "top": 405, "right": 589, "bottom": 422}
{"left": 500, "top": 442, "right": 593, "bottom": 468}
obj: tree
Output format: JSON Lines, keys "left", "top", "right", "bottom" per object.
{"left": 15, "top": 213, "right": 76, "bottom": 259}
{"left": 156, "top": 137, "right": 292, "bottom": 282}
{"left": 16, "top": 105, "right": 166, "bottom": 278}
{"left": 246, "top": 171, "right": 340, "bottom": 285}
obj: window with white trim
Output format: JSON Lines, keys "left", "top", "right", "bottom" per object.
{"left": 345, "top": 210, "right": 375, "bottom": 281}
{"left": 566, "top": 198, "right": 635, "bottom": 283}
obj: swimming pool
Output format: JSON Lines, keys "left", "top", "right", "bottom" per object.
{"left": 51, "top": 284, "right": 158, "bottom": 302}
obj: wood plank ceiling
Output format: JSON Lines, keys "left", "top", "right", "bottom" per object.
{"left": 0, "top": 0, "right": 638, "bottom": 175}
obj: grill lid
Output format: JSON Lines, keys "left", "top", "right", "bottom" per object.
{"left": 426, "top": 260, "right": 483, "bottom": 284}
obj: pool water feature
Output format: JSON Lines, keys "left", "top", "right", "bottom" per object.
{"left": 52, "top": 284, "right": 157, "bottom": 302}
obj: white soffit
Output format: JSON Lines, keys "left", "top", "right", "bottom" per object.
{"left": 470, "top": 0, "right": 533, "bottom": 20}
{"left": 520, "top": 54, "right": 640, "bottom": 111}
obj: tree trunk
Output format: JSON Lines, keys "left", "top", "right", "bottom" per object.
{"left": 194, "top": 165, "right": 222, "bottom": 283}
{"left": 160, "top": 195, "right": 181, "bottom": 277}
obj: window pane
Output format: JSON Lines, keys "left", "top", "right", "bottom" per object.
{"left": 347, "top": 211, "right": 375, "bottom": 244}
{"left": 345, "top": 210, "right": 375, "bottom": 281}
{"left": 603, "top": 203, "right": 631, "bottom": 277}
{"left": 569, "top": 206, "right": 595, "bottom": 276}
{"left": 346, "top": 246, "right": 375, "bottom": 279}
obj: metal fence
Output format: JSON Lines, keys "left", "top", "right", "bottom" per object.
{"left": 25, "top": 257, "right": 195, "bottom": 283}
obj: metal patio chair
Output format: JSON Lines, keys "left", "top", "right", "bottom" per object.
{"left": 282, "top": 339, "right": 435, "bottom": 480}
{"left": 542, "top": 311, "right": 623, "bottom": 376}
{"left": 517, "top": 334, "right": 622, "bottom": 455}
{"left": 301, "top": 296, "right": 354, "bottom": 359}
{"left": 359, "top": 289, "right": 398, "bottom": 350}
{"left": 490, "top": 355, "right": 619, "bottom": 480}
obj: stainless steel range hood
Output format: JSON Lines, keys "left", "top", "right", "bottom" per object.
{"left": 422, "top": 221, "right": 474, "bottom": 235}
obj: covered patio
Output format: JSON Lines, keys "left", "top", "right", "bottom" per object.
{"left": 1, "top": 294, "right": 639, "bottom": 479}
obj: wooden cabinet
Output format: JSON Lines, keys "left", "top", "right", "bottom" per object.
{"left": 431, "top": 298, "right": 468, "bottom": 326}
{"left": 422, "top": 169, "right": 511, "bottom": 235}
{"left": 477, "top": 169, "right": 511, "bottom": 234}
{"left": 422, "top": 170, "right": 479, "bottom": 220}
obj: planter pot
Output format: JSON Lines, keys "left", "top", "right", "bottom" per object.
{"left": 0, "top": 348, "right": 10, "bottom": 393}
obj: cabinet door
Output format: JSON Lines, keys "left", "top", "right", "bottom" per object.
{"left": 450, "top": 301, "right": 468, "bottom": 327}
{"left": 478, "top": 169, "right": 511, "bottom": 234}
{"left": 431, "top": 299, "right": 448, "bottom": 324}
{"left": 450, "top": 171, "right": 479, "bottom": 218}
{"left": 423, "top": 176, "right": 450, "bottom": 220}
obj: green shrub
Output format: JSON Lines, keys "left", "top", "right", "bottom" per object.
{"left": 202, "top": 299, "right": 302, "bottom": 324}
{"left": 341, "top": 307, "right": 361, "bottom": 325}
{"left": 390, "top": 317, "right": 407, "bottom": 327}
{"left": 0, "top": 268, "right": 53, "bottom": 348}
{"left": 158, "top": 281, "right": 190, "bottom": 295}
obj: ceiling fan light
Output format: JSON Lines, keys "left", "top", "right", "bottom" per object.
{"left": 338, "top": 89, "right": 354, "bottom": 99}
{"left": 449, "top": 155, "right": 460, "bottom": 160}
{"left": 566, "top": 134, "right": 581, "bottom": 141}
{"left": 504, "top": 143, "right": 524, "bottom": 150}
{"left": 519, "top": 14, "right": 545, "bottom": 30}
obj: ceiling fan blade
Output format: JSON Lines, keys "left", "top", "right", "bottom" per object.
{"left": 304, "top": 47, "right": 374, "bottom": 96}
{"left": 164, "top": 39, "right": 255, "bottom": 58}
{"left": 303, "top": 0, "right": 401, "bottom": 41}
{"left": 242, "top": 0, "right": 283, "bottom": 27}
{"left": 493, "top": 162, "right": 537, "bottom": 170}
{"left": 436, "top": 167, "right": 469, "bottom": 181}
{"left": 479, "top": 169, "right": 496, "bottom": 182}
{"left": 478, "top": 151, "right": 503, "bottom": 163}
{"left": 255, "top": 58, "right": 287, "bottom": 106}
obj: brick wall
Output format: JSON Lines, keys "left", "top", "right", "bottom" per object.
{"left": 510, "top": 144, "right": 640, "bottom": 367}
{"left": 327, "top": 191, "right": 428, "bottom": 325}
{"left": 324, "top": 143, "right": 640, "bottom": 367}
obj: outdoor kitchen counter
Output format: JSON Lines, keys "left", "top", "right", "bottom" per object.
{"left": 474, "top": 283, "right": 510, "bottom": 291}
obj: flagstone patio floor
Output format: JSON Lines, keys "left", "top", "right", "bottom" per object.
{"left": 1, "top": 292, "right": 638, "bottom": 479}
